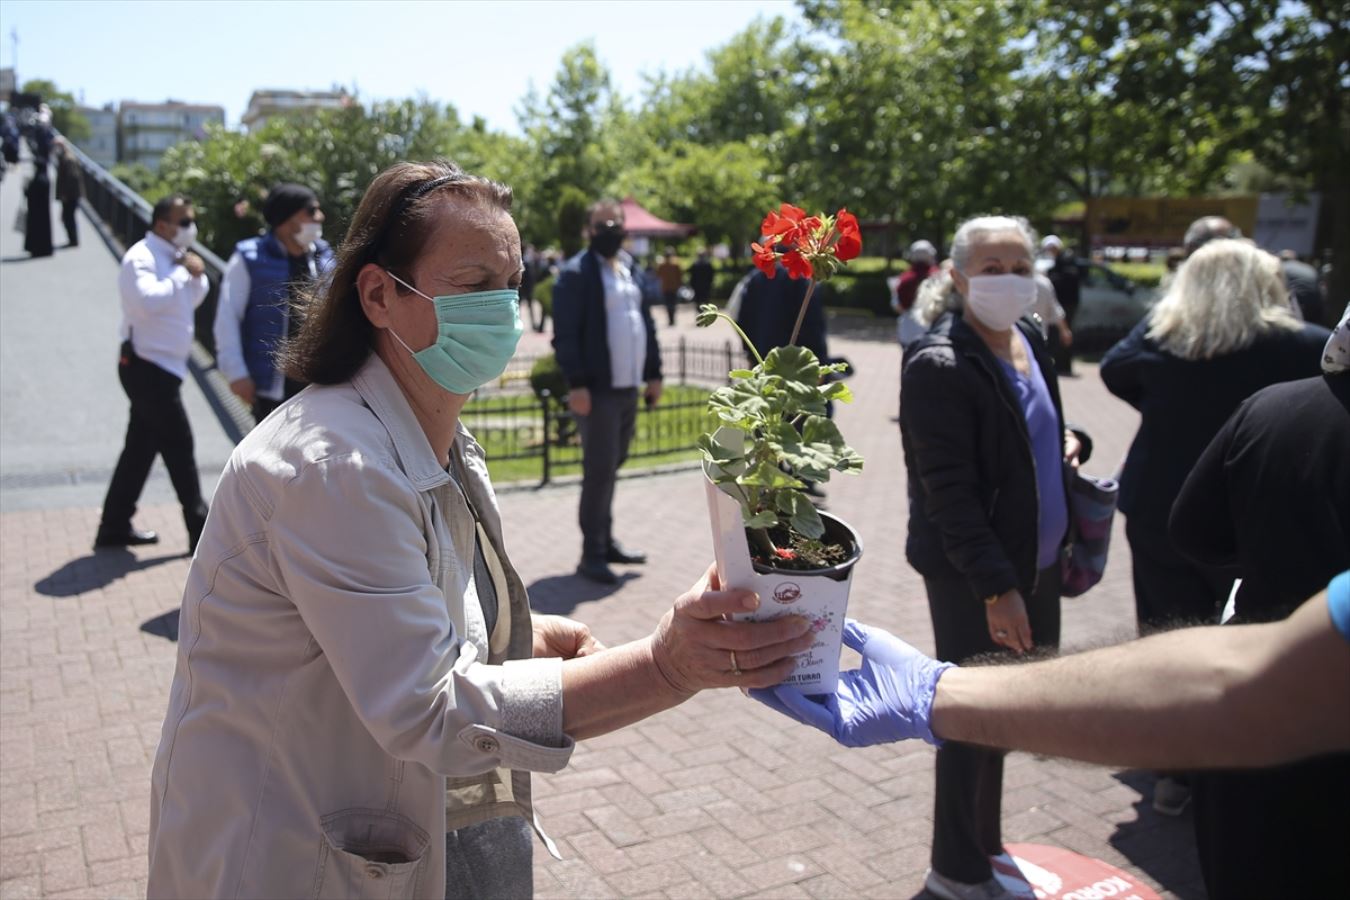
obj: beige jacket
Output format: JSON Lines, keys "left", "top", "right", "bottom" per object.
{"left": 148, "top": 355, "right": 572, "bottom": 899}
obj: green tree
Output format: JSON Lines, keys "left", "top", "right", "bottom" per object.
{"left": 518, "top": 42, "right": 624, "bottom": 244}
{"left": 795, "top": 1, "right": 1055, "bottom": 251}
{"left": 555, "top": 185, "right": 590, "bottom": 258}
{"left": 637, "top": 17, "right": 805, "bottom": 148}
{"left": 615, "top": 140, "right": 781, "bottom": 252}
{"left": 1198, "top": 0, "right": 1350, "bottom": 314}
{"left": 20, "top": 78, "right": 90, "bottom": 142}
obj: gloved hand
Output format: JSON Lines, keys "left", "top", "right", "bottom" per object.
{"left": 749, "top": 619, "right": 955, "bottom": 747}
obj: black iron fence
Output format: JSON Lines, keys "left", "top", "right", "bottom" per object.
{"left": 460, "top": 385, "right": 717, "bottom": 485}
{"left": 485, "top": 336, "right": 739, "bottom": 394}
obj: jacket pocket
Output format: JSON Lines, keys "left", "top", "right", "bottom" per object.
{"left": 312, "top": 809, "right": 430, "bottom": 899}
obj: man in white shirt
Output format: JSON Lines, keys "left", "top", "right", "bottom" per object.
{"left": 95, "top": 194, "right": 211, "bottom": 553}
{"left": 213, "top": 183, "right": 334, "bottom": 424}
{"left": 552, "top": 200, "right": 663, "bottom": 584}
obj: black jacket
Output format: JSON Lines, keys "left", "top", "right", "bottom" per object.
{"left": 901, "top": 312, "right": 1089, "bottom": 601}
{"left": 1100, "top": 319, "right": 1330, "bottom": 531}
{"left": 735, "top": 265, "right": 828, "bottom": 365}
{"left": 551, "top": 249, "right": 662, "bottom": 391}
{"left": 1170, "top": 374, "right": 1350, "bottom": 622}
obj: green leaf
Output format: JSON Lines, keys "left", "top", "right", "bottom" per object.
{"left": 739, "top": 461, "right": 803, "bottom": 489}
{"left": 695, "top": 304, "right": 721, "bottom": 327}
{"left": 767, "top": 421, "right": 833, "bottom": 482}
{"left": 707, "top": 381, "right": 773, "bottom": 426}
{"left": 779, "top": 491, "right": 825, "bottom": 539}
{"left": 729, "top": 369, "right": 754, "bottom": 379}
{"left": 823, "top": 382, "right": 854, "bottom": 404}
{"left": 744, "top": 509, "right": 779, "bottom": 529}
{"left": 762, "top": 346, "right": 822, "bottom": 388}
{"left": 696, "top": 430, "right": 744, "bottom": 463}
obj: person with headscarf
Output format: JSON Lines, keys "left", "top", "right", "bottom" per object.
{"left": 23, "top": 107, "right": 55, "bottom": 258}
{"left": 214, "top": 182, "right": 335, "bottom": 424}
{"left": 1162, "top": 308, "right": 1350, "bottom": 898}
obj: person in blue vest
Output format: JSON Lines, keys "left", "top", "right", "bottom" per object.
{"left": 215, "top": 183, "right": 335, "bottom": 424}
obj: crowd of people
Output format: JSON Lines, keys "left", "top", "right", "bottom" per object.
{"left": 16, "top": 139, "right": 1347, "bottom": 899}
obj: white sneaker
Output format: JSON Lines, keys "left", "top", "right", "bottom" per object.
{"left": 924, "top": 868, "right": 1019, "bottom": 900}
{"left": 988, "top": 852, "right": 1037, "bottom": 900}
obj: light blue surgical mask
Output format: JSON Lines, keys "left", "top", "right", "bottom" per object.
{"left": 385, "top": 271, "right": 523, "bottom": 395}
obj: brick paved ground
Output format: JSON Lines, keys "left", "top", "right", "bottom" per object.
{"left": 0, "top": 302, "right": 1206, "bottom": 899}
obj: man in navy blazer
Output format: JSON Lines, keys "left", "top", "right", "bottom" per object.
{"left": 552, "top": 199, "right": 663, "bottom": 584}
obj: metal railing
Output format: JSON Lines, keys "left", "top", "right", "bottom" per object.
{"left": 459, "top": 386, "right": 717, "bottom": 486}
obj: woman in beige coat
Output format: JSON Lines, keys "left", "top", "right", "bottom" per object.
{"left": 147, "top": 161, "right": 813, "bottom": 899}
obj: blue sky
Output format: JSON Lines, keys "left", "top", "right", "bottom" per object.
{"left": 0, "top": 0, "right": 802, "bottom": 132}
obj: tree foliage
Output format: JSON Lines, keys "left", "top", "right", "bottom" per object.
{"left": 20, "top": 78, "right": 91, "bottom": 142}
{"left": 106, "top": 3, "right": 1344, "bottom": 302}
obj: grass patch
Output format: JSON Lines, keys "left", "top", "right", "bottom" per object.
{"left": 464, "top": 383, "right": 718, "bottom": 485}
{"left": 1107, "top": 261, "right": 1166, "bottom": 287}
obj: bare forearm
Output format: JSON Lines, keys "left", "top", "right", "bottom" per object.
{"left": 930, "top": 600, "right": 1350, "bottom": 769}
{"left": 560, "top": 637, "right": 691, "bottom": 740}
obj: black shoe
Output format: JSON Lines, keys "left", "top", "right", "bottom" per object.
{"left": 94, "top": 528, "right": 159, "bottom": 550}
{"left": 576, "top": 559, "right": 619, "bottom": 585}
{"left": 605, "top": 542, "right": 648, "bottom": 565}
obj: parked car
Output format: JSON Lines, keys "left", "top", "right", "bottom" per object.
{"left": 1071, "top": 260, "right": 1160, "bottom": 355}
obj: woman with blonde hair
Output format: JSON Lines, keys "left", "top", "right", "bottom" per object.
{"left": 1103, "top": 238, "right": 1329, "bottom": 629}
{"left": 1100, "top": 238, "right": 1329, "bottom": 812}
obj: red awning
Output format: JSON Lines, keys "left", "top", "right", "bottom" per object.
{"left": 621, "top": 197, "right": 697, "bottom": 238}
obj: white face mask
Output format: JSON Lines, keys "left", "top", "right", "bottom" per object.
{"left": 172, "top": 221, "right": 198, "bottom": 250}
{"left": 296, "top": 222, "right": 323, "bottom": 245}
{"left": 964, "top": 273, "right": 1036, "bottom": 331}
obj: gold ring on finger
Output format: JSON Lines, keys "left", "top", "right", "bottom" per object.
{"left": 729, "top": 650, "right": 741, "bottom": 676}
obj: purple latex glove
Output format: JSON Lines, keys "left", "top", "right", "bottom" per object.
{"left": 749, "top": 619, "right": 955, "bottom": 747}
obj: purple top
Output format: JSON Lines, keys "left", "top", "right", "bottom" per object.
{"left": 997, "top": 331, "right": 1068, "bottom": 569}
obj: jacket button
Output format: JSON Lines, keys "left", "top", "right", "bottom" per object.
{"left": 365, "top": 864, "right": 384, "bottom": 879}
{"left": 473, "top": 735, "right": 499, "bottom": 754}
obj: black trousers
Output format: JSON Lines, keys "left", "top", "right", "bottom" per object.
{"left": 1192, "top": 753, "right": 1350, "bottom": 899}
{"left": 99, "top": 346, "right": 206, "bottom": 533}
{"left": 925, "top": 564, "right": 1061, "bottom": 883}
{"left": 576, "top": 387, "right": 638, "bottom": 561}
{"left": 662, "top": 290, "right": 678, "bottom": 326}
{"left": 61, "top": 198, "right": 78, "bottom": 246}
{"left": 1125, "top": 517, "right": 1230, "bottom": 633}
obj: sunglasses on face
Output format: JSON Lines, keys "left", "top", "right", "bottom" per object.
{"left": 305, "top": 205, "right": 321, "bottom": 216}
{"left": 178, "top": 218, "right": 195, "bottom": 228}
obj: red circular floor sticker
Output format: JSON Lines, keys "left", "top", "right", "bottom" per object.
{"left": 996, "top": 843, "right": 1161, "bottom": 900}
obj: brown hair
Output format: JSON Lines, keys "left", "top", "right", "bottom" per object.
{"left": 281, "top": 160, "right": 513, "bottom": 385}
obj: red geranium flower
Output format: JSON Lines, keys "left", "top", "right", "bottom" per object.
{"left": 834, "top": 209, "right": 862, "bottom": 261}
{"left": 762, "top": 203, "right": 807, "bottom": 240}
{"left": 782, "top": 249, "right": 813, "bottom": 280}
{"left": 750, "top": 241, "right": 779, "bottom": 277}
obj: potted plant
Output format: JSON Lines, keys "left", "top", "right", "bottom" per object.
{"left": 696, "top": 203, "right": 865, "bottom": 692}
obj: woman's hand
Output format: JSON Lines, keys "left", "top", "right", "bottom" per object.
{"left": 651, "top": 564, "right": 815, "bottom": 694}
{"left": 986, "top": 589, "right": 1033, "bottom": 653}
{"left": 533, "top": 615, "right": 606, "bottom": 660}
{"left": 1064, "top": 430, "right": 1083, "bottom": 470}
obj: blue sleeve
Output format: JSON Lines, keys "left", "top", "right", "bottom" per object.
{"left": 1328, "top": 571, "right": 1350, "bottom": 643}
